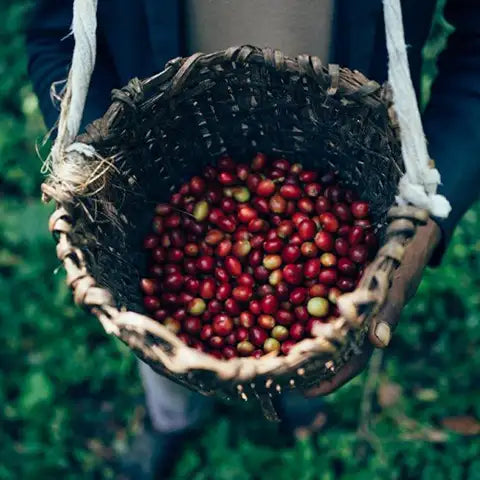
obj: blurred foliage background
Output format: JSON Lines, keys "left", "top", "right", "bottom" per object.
{"left": 0, "top": 1, "right": 479, "bottom": 479}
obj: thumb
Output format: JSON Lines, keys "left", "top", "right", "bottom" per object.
{"left": 368, "top": 293, "right": 405, "bottom": 348}
{"left": 366, "top": 219, "right": 439, "bottom": 349}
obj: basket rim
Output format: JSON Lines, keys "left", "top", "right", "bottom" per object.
{"left": 77, "top": 45, "right": 396, "bottom": 149}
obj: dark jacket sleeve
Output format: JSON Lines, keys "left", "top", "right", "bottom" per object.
{"left": 423, "top": 0, "right": 480, "bottom": 262}
{"left": 26, "top": 0, "right": 120, "bottom": 131}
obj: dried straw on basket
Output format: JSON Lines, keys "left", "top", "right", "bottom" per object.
{"left": 41, "top": 1, "right": 449, "bottom": 420}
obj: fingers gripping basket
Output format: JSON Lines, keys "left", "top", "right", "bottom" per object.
{"left": 42, "top": 46, "right": 429, "bottom": 419}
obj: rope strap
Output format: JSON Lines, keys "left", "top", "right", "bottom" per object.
{"left": 383, "top": 0, "right": 450, "bottom": 218}
{"left": 48, "top": 0, "right": 97, "bottom": 177}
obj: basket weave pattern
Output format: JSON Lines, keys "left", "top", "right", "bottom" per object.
{"left": 42, "top": 46, "right": 428, "bottom": 419}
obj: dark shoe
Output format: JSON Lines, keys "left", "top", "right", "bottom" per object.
{"left": 119, "top": 428, "right": 185, "bottom": 480}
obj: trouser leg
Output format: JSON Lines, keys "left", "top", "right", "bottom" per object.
{"left": 138, "top": 361, "right": 214, "bottom": 433}
{"left": 139, "top": 360, "right": 325, "bottom": 432}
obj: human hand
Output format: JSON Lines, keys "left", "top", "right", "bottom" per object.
{"left": 305, "top": 219, "right": 441, "bottom": 397}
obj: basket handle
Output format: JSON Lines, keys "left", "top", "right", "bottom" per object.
{"left": 43, "top": 0, "right": 98, "bottom": 180}
{"left": 383, "top": 0, "right": 450, "bottom": 218}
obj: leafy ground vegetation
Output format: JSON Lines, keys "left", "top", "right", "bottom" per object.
{"left": 0, "top": 1, "right": 478, "bottom": 479}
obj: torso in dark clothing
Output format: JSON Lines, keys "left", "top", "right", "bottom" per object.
{"left": 184, "top": 0, "right": 334, "bottom": 60}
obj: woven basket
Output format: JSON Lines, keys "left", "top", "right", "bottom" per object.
{"left": 42, "top": 46, "right": 428, "bottom": 420}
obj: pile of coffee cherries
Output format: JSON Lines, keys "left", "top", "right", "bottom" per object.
{"left": 140, "top": 154, "right": 377, "bottom": 359}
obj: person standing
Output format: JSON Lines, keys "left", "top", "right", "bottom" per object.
{"left": 26, "top": 1, "right": 480, "bottom": 478}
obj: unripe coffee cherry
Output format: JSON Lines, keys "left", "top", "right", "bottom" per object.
{"left": 264, "top": 338, "right": 281, "bottom": 353}
{"left": 320, "top": 253, "right": 337, "bottom": 267}
{"left": 307, "top": 297, "right": 329, "bottom": 317}
{"left": 188, "top": 298, "right": 206, "bottom": 316}
{"left": 232, "top": 186, "right": 250, "bottom": 203}
{"left": 269, "top": 194, "right": 287, "bottom": 214}
{"left": 258, "top": 314, "right": 276, "bottom": 330}
{"left": 237, "top": 341, "right": 255, "bottom": 356}
{"left": 272, "top": 325, "right": 289, "bottom": 341}
{"left": 263, "top": 254, "right": 282, "bottom": 270}
{"left": 301, "top": 242, "right": 318, "bottom": 258}
{"left": 193, "top": 201, "right": 209, "bottom": 221}
{"left": 164, "top": 317, "right": 181, "bottom": 334}
{"left": 239, "top": 311, "right": 255, "bottom": 328}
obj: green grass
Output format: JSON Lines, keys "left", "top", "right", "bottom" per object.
{"left": 1, "top": 1, "right": 479, "bottom": 479}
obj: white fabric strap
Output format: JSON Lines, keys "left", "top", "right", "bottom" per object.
{"left": 48, "top": 0, "right": 98, "bottom": 174}
{"left": 383, "top": 0, "right": 451, "bottom": 218}
{"left": 67, "top": 0, "right": 98, "bottom": 141}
